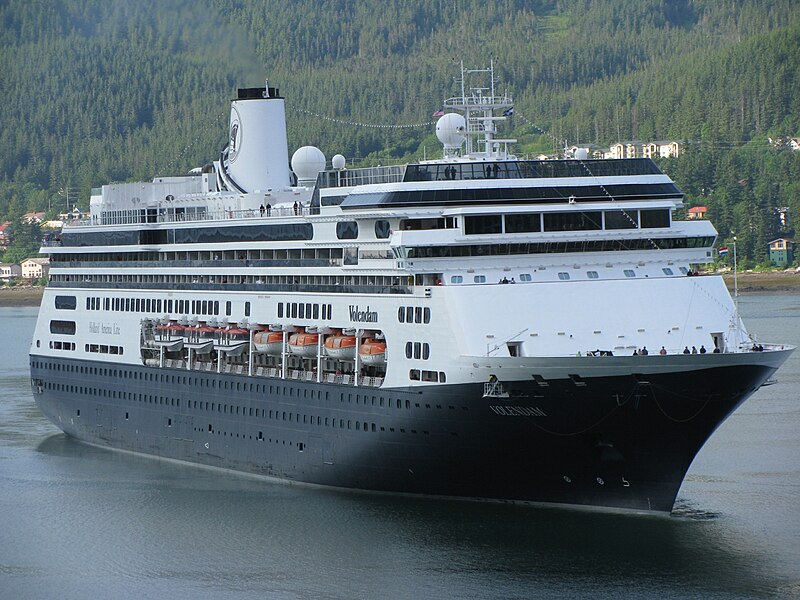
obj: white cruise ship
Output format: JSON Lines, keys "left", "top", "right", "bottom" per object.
{"left": 29, "top": 64, "right": 793, "bottom": 513}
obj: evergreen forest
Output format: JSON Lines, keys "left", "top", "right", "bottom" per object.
{"left": 2, "top": 0, "right": 800, "bottom": 265}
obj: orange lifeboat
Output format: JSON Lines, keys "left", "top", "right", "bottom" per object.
{"left": 288, "top": 331, "right": 319, "bottom": 357}
{"left": 253, "top": 330, "right": 284, "bottom": 354}
{"left": 359, "top": 338, "right": 386, "bottom": 365}
{"left": 323, "top": 333, "right": 357, "bottom": 360}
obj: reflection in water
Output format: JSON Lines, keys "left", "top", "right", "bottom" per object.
{"left": 28, "top": 433, "right": 780, "bottom": 598}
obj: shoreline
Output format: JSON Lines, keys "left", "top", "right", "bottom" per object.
{"left": 0, "top": 271, "right": 797, "bottom": 308}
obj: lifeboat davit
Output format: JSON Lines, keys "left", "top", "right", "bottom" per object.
{"left": 323, "top": 334, "right": 357, "bottom": 360}
{"left": 253, "top": 330, "right": 284, "bottom": 355}
{"left": 224, "top": 327, "right": 250, "bottom": 342}
{"left": 156, "top": 322, "right": 182, "bottom": 340}
{"left": 288, "top": 331, "right": 319, "bottom": 357}
{"left": 359, "top": 338, "right": 386, "bottom": 365}
{"left": 198, "top": 324, "right": 220, "bottom": 341}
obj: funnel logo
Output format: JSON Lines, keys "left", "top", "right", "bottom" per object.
{"left": 229, "top": 106, "right": 242, "bottom": 163}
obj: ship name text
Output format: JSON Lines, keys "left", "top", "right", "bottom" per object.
{"left": 489, "top": 405, "right": 547, "bottom": 417}
{"left": 349, "top": 305, "right": 378, "bottom": 323}
{"left": 89, "top": 321, "right": 121, "bottom": 335}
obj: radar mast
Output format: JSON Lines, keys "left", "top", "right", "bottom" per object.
{"left": 442, "top": 60, "right": 516, "bottom": 160}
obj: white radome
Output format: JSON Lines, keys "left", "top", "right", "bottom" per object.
{"left": 435, "top": 113, "right": 467, "bottom": 149}
{"left": 332, "top": 154, "right": 346, "bottom": 170}
{"left": 291, "top": 146, "right": 327, "bottom": 181}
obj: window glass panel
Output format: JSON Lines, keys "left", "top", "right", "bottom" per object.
{"left": 505, "top": 214, "right": 541, "bottom": 233}
{"left": 544, "top": 211, "right": 602, "bottom": 232}
{"left": 465, "top": 215, "right": 502, "bottom": 235}
{"left": 50, "top": 320, "right": 76, "bottom": 335}
{"left": 640, "top": 209, "right": 670, "bottom": 228}
{"left": 55, "top": 295, "right": 77, "bottom": 310}
{"left": 336, "top": 221, "right": 359, "bottom": 239}
{"left": 605, "top": 210, "right": 639, "bottom": 229}
{"left": 374, "top": 220, "right": 391, "bottom": 239}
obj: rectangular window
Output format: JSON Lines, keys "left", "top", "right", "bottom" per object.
{"left": 49, "top": 320, "right": 76, "bottom": 335}
{"left": 465, "top": 215, "right": 502, "bottom": 235}
{"left": 505, "top": 214, "right": 541, "bottom": 233}
{"left": 543, "top": 211, "right": 602, "bottom": 232}
{"left": 640, "top": 209, "right": 670, "bottom": 228}
{"left": 604, "top": 210, "right": 638, "bottom": 229}
{"left": 55, "top": 295, "right": 77, "bottom": 310}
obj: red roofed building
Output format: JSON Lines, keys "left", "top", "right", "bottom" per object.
{"left": 0, "top": 221, "right": 11, "bottom": 248}
{"left": 687, "top": 206, "right": 707, "bottom": 220}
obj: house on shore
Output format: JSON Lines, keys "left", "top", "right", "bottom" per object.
{"left": 21, "top": 257, "right": 50, "bottom": 279}
{"left": 0, "top": 263, "right": 22, "bottom": 281}
{"left": 769, "top": 238, "right": 795, "bottom": 267}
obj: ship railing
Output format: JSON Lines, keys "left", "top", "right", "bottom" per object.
{"left": 358, "top": 376, "right": 384, "bottom": 388}
{"left": 317, "top": 165, "right": 405, "bottom": 189}
{"left": 153, "top": 357, "right": 384, "bottom": 387}
{"left": 483, "top": 381, "right": 510, "bottom": 398}
{"left": 66, "top": 204, "right": 323, "bottom": 231}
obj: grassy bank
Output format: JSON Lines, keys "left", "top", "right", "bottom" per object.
{"left": 0, "top": 286, "right": 44, "bottom": 307}
{"left": 720, "top": 270, "right": 800, "bottom": 293}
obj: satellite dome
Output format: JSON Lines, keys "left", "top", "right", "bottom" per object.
{"left": 436, "top": 113, "right": 467, "bottom": 149}
{"left": 291, "top": 146, "right": 327, "bottom": 181}
{"left": 574, "top": 148, "right": 589, "bottom": 160}
{"left": 332, "top": 154, "right": 346, "bottom": 170}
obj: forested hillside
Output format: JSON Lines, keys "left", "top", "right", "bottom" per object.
{"left": 1, "top": 0, "right": 799, "bottom": 263}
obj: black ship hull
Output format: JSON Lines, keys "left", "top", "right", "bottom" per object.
{"left": 30, "top": 354, "right": 780, "bottom": 513}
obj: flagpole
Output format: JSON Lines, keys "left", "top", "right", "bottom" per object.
{"left": 733, "top": 236, "right": 738, "bottom": 310}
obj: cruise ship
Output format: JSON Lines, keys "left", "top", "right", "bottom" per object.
{"left": 29, "top": 64, "right": 793, "bottom": 513}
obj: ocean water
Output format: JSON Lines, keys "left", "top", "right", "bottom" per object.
{"left": 0, "top": 295, "right": 798, "bottom": 599}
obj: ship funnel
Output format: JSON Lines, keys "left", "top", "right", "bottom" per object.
{"left": 225, "top": 86, "right": 291, "bottom": 193}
